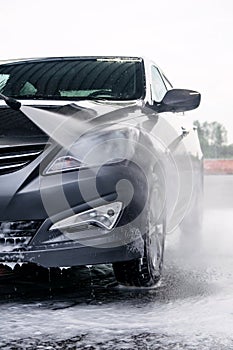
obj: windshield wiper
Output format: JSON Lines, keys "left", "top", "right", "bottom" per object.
{"left": 0, "top": 92, "right": 124, "bottom": 111}
{"left": 7, "top": 94, "right": 61, "bottom": 100}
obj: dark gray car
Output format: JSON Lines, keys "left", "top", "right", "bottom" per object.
{"left": 0, "top": 56, "right": 203, "bottom": 286}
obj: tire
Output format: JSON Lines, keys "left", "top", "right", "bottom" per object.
{"left": 113, "top": 220, "right": 165, "bottom": 287}
{"left": 113, "top": 179, "right": 166, "bottom": 287}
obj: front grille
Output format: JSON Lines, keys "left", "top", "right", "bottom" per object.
{"left": 0, "top": 220, "right": 42, "bottom": 252}
{"left": 0, "top": 143, "right": 46, "bottom": 175}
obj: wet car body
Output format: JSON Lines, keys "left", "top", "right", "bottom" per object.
{"left": 0, "top": 56, "right": 203, "bottom": 286}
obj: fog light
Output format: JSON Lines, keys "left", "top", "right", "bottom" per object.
{"left": 49, "top": 202, "right": 123, "bottom": 232}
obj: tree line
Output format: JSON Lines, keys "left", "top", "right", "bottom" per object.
{"left": 193, "top": 121, "right": 233, "bottom": 159}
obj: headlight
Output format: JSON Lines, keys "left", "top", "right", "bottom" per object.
{"left": 45, "top": 126, "right": 139, "bottom": 174}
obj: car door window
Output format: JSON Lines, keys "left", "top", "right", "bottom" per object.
{"left": 151, "top": 66, "right": 167, "bottom": 102}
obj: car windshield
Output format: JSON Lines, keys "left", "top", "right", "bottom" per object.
{"left": 0, "top": 57, "right": 144, "bottom": 101}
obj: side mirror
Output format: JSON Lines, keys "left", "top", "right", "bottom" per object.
{"left": 157, "top": 89, "right": 201, "bottom": 113}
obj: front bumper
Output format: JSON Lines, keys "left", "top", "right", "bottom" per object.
{"left": 0, "top": 158, "right": 148, "bottom": 268}
{"left": 0, "top": 238, "right": 143, "bottom": 268}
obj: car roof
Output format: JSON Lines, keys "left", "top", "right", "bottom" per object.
{"left": 0, "top": 56, "right": 144, "bottom": 66}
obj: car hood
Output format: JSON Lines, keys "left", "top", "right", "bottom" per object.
{"left": 0, "top": 99, "right": 144, "bottom": 144}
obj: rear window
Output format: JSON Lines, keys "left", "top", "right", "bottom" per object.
{"left": 0, "top": 58, "right": 144, "bottom": 101}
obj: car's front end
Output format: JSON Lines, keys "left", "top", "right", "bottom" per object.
{"left": 0, "top": 55, "right": 202, "bottom": 286}
{"left": 0, "top": 97, "right": 149, "bottom": 268}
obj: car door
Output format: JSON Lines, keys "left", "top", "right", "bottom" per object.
{"left": 149, "top": 64, "right": 202, "bottom": 234}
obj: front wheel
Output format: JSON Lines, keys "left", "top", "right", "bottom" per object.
{"left": 113, "top": 219, "right": 166, "bottom": 287}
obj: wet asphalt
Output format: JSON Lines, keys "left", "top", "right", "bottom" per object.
{"left": 0, "top": 175, "right": 233, "bottom": 349}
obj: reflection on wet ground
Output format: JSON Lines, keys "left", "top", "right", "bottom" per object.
{"left": 0, "top": 176, "right": 233, "bottom": 349}
{"left": 0, "top": 264, "right": 116, "bottom": 303}
{"left": 0, "top": 256, "right": 217, "bottom": 306}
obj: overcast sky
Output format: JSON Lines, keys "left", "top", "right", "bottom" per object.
{"left": 1, "top": 0, "right": 233, "bottom": 142}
